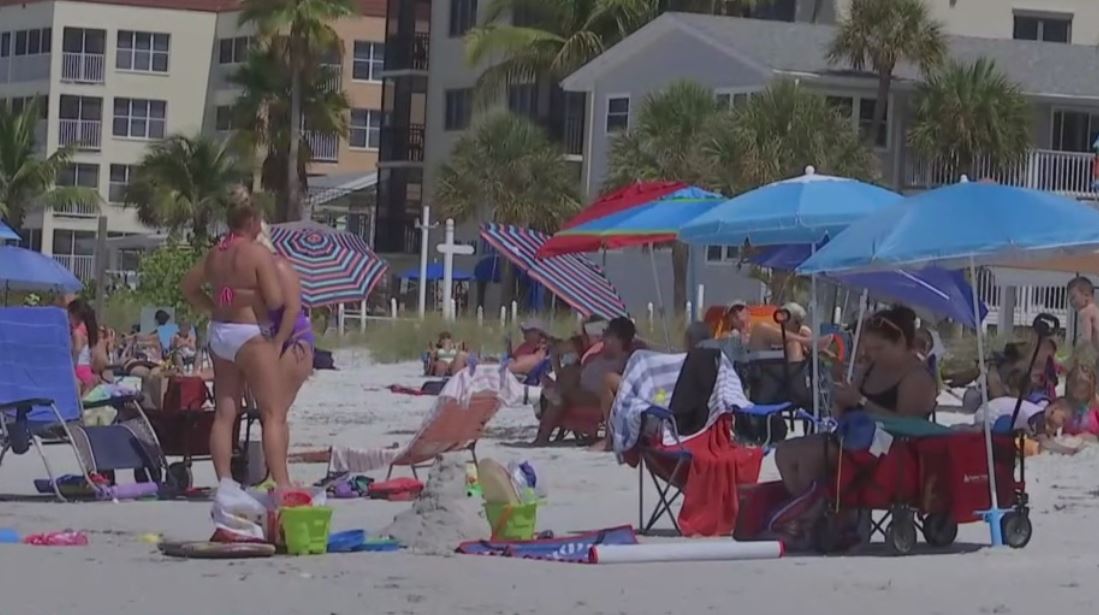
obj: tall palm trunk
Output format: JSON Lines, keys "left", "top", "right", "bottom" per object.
{"left": 287, "top": 39, "right": 304, "bottom": 221}
{"left": 871, "top": 68, "right": 892, "bottom": 147}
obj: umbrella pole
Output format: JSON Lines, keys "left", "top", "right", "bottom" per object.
{"left": 648, "top": 245, "right": 671, "bottom": 348}
{"left": 846, "top": 289, "right": 868, "bottom": 382}
{"left": 810, "top": 242, "right": 821, "bottom": 420}
{"left": 970, "top": 256, "right": 1003, "bottom": 546}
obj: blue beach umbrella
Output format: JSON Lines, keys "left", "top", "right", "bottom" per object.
{"left": 0, "top": 246, "right": 82, "bottom": 294}
{"left": 679, "top": 166, "right": 902, "bottom": 247}
{"left": 0, "top": 221, "right": 19, "bottom": 242}
{"left": 798, "top": 179, "right": 1099, "bottom": 546}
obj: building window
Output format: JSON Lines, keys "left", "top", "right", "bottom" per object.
{"left": 826, "top": 94, "right": 889, "bottom": 148}
{"left": 507, "top": 83, "right": 539, "bottom": 119}
{"left": 217, "top": 36, "right": 251, "bottom": 64}
{"left": 1051, "top": 110, "right": 1099, "bottom": 153}
{"left": 449, "top": 0, "right": 478, "bottom": 37}
{"left": 62, "top": 27, "right": 105, "bottom": 55}
{"left": 715, "top": 89, "right": 755, "bottom": 110}
{"left": 705, "top": 245, "right": 739, "bottom": 263}
{"left": 1013, "top": 14, "right": 1071, "bottom": 43}
{"left": 52, "top": 229, "right": 97, "bottom": 257}
{"left": 108, "top": 164, "right": 132, "bottom": 202}
{"left": 8, "top": 95, "right": 48, "bottom": 119}
{"left": 349, "top": 108, "right": 380, "bottom": 149}
{"left": 112, "top": 98, "right": 166, "bottom": 139}
{"left": 352, "top": 41, "right": 384, "bottom": 81}
{"left": 215, "top": 105, "right": 234, "bottom": 131}
{"left": 57, "top": 163, "right": 100, "bottom": 188}
{"left": 9, "top": 28, "right": 51, "bottom": 56}
{"left": 59, "top": 95, "right": 102, "bottom": 121}
{"left": 444, "top": 88, "right": 472, "bottom": 131}
{"left": 605, "top": 96, "right": 629, "bottom": 132}
{"left": 116, "top": 30, "right": 169, "bottom": 72}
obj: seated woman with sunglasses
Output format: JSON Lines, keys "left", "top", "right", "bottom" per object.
{"left": 772, "top": 306, "right": 938, "bottom": 506}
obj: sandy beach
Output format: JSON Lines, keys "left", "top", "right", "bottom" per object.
{"left": 2, "top": 348, "right": 1099, "bottom": 614}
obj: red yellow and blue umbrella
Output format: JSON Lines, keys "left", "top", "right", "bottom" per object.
{"left": 537, "top": 184, "right": 724, "bottom": 258}
{"left": 269, "top": 223, "right": 388, "bottom": 308}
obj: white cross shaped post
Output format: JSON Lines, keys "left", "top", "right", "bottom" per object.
{"left": 436, "top": 218, "right": 474, "bottom": 320}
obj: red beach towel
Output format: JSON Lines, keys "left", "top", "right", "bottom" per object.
{"left": 677, "top": 415, "right": 764, "bottom": 536}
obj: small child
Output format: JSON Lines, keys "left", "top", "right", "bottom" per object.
{"left": 426, "top": 332, "right": 462, "bottom": 376}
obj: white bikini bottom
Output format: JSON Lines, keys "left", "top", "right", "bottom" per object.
{"left": 208, "top": 322, "right": 264, "bottom": 362}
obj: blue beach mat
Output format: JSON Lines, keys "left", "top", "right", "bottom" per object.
{"left": 456, "top": 525, "right": 638, "bottom": 563}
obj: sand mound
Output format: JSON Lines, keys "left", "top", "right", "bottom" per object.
{"left": 382, "top": 458, "right": 487, "bottom": 555}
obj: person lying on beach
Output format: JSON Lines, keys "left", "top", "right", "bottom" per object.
{"left": 426, "top": 331, "right": 467, "bottom": 376}
{"left": 957, "top": 366, "right": 1080, "bottom": 455}
{"left": 1045, "top": 363, "right": 1099, "bottom": 443}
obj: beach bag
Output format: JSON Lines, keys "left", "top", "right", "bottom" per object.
{"left": 210, "top": 479, "right": 268, "bottom": 543}
{"left": 314, "top": 349, "right": 335, "bottom": 370}
{"left": 163, "top": 376, "right": 210, "bottom": 412}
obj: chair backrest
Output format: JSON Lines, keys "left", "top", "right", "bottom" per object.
{"left": 391, "top": 392, "right": 502, "bottom": 467}
{"left": 0, "top": 307, "right": 81, "bottom": 423}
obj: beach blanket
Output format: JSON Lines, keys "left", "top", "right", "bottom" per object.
{"left": 456, "top": 526, "right": 637, "bottom": 563}
{"left": 611, "top": 350, "right": 749, "bottom": 456}
{"left": 676, "top": 414, "right": 763, "bottom": 536}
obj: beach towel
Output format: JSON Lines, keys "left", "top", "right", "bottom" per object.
{"left": 671, "top": 414, "right": 764, "bottom": 536}
{"left": 611, "top": 350, "right": 749, "bottom": 456}
{"left": 456, "top": 525, "right": 638, "bottom": 563}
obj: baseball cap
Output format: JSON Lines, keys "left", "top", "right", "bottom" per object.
{"left": 782, "top": 302, "right": 807, "bottom": 322}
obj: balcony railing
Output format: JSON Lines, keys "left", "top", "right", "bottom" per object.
{"left": 379, "top": 124, "right": 425, "bottom": 163}
{"left": 58, "top": 119, "right": 102, "bottom": 150}
{"left": 61, "top": 52, "right": 105, "bottom": 84}
{"left": 305, "top": 131, "right": 339, "bottom": 162}
{"left": 905, "top": 148, "right": 1097, "bottom": 199}
{"left": 52, "top": 201, "right": 100, "bottom": 218}
{"left": 383, "top": 32, "right": 429, "bottom": 72}
{"left": 320, "top": 63, "right": 342, "bottom": 92}
{"left": 53, "top": 254, "right": 96, "bottom": 280}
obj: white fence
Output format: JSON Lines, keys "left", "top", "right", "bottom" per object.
{"left": 976, "top": 269, "right": 1071, "bottom": 331}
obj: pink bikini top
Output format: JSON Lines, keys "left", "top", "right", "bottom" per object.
{"left": 215, "top": 233, "right": 243, "bottom": 307}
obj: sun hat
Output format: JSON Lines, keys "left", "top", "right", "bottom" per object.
{"left": 520, "top": 319, "right": 547, "bottom": 335}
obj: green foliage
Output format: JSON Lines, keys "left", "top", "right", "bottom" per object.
{"left": 908, "top": 58, "right": 1031, "bottom": 179}
{"left": 434, "top": 112, "right": 581, "bottom": 231}
{"left": 135, "top": 244, "right": 201, "bottom": 318}
{"left": 0, "top": 99, "right": 99, "bottom": 229}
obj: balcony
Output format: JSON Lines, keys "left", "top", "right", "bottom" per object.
{"left": 905, "top": 149, "right": 1097, "bottom": 199}
{"left": 53, "top": 202, "right": 99, "bottom": 218}
{"left": 379, "top": 124, "right": 425, "bottom": 163}
{"left": 905, "top": 148, "right": 1094, "bottom": 197}
{"left": 61, "top": 52, "right": 105, "bottom": 84}
{"left": 383, "top": 32, "right": 429, "bottom": 73}
{"left": 305, "top": 131, "right": 339, "bottom": 162}
{"left": 53, "top": 254, "right": 95, "bottom": 280}
{"left": 58, "top": 119, "right": 102, "bottom": 150}
{"left": 319, "top": 63, "right": 342, "bottom": 92}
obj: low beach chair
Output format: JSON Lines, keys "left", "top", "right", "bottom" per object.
{"left": 0, "top": 307, "right": 165, "bottom": 500}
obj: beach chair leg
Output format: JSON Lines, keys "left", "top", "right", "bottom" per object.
{"left": 469, "top": 443, "right": 479, "bottom": 467}
{"left": 386, "top": 465, "right": 395, "bottom": 480}
{"left": 643, "top": 464, "right": 684, "bottom": 535}
{"left": 31, "top": 435, "right": 67, "bottom": 502}
{"left": 637, "top": 460, "right": 644, "bottom": 532}
{"left": 0, "top": 443, "right": 8, "bottom": 466}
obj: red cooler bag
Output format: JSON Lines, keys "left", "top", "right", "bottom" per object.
{"left": 163, "top": 376, "right": 211, "bottom": 412}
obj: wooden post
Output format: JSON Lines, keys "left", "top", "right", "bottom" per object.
{"left": 93, "top": 216, "right": 108, "bottom": 320}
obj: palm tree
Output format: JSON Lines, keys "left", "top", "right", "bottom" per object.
{"left": 712, "top": 79, "right": 878, "bottom": 189}
{"left": 0, "top": 100, "right": 99, "bottom": 230}
{"left": 908, "top": 58, "right": 1031, "bottom": 182}
{"left": 464, "top": 0, "right": 657, "bottom": 104}
{"left": 229, "top": 40, "right": 348, "bottom": 221}
{"left": 239, "top": 0, "right": 355, "bottom": 221}
{"left": 434, "top": 112, "right": 580, "bottom": 303}
{"left": 604, "top": 80, "right": 727, "bottom": 311}
{"left": 827, "top": 0, "right": 945, "bottom": 146}
{"left": 123, "top": 134, "right": 246, "bottom": 247}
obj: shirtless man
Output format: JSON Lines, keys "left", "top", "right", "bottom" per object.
{"left": 749, "top": 302, "right": 818, "bottom": 361}
{"left": 182, "top": 192, "right": 293, "bottom": 490}
{"left": 1069, "top": 276, "right": 1099, "bottom": 356}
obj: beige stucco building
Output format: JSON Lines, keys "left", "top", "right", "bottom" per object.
{"left": 0, "top": 0, "right": 384, "bottom": 278}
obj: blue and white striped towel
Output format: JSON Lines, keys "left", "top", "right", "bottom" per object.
{"left": 611, "top": 350, "right": 750, "bottom": 458}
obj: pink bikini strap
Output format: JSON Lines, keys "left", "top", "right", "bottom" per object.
{"left": 217, "top": 232, "right": 242, "bottom": 251}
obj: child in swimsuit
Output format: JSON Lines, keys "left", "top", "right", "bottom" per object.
{"left": 427, "top": 332, "right": 461, "bottom": 376}
{"left": 1046, "top": 363, "right": 1099, "bottom": 441}
{"left": 67, "top": 299, "right": 99, "bottom": 394}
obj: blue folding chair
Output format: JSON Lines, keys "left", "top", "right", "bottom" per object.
{"left": 0, "top": 308, "right": 165, "bottom": 500}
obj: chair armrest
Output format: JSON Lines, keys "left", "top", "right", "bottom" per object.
{"left": 642, "top": 405, "right": 674, "bottom": 421}
{"left": 83, "top": 394, "right": 142, "bottom": 410}
{"left": 0, "top": 398, "right": 55, "bottom": 411}
{"left": 736, "top": 402, "right": 793, "bottom": 416}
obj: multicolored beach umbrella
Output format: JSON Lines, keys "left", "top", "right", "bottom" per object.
{"left": 538, "top": 186, "right": 725, "bottom": 256}
{"left": 537, "top": 181, "right": 691, "bottom": 257}
{"left": 480, "top": 224, "right": 627, "bottom": 318}
{"left": 269, "top": 224, "right": 388, "bottom": 308}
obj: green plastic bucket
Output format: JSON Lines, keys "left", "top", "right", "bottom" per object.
{"left": 484, "top": 501, "right": 538, "bottom": 541}
{"left": 280, "top": 506, "right": 333, "bottom": 555}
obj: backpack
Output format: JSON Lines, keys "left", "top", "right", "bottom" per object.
{"left": 313, "top": 349, "right": 335, "bottom": 370}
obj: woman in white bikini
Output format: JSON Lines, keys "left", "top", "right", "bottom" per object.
{"left": 181, "top": 189, "right": 294, "bottom": 490}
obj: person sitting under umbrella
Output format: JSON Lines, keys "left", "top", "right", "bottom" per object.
{"left": 508, "top": 320, "right": 550, "bottom": 377}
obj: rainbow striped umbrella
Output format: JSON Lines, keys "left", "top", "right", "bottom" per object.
{"left": 269, "top": 223, "right": 388, "bottom": 308}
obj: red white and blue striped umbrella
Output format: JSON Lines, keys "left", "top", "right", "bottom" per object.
{"left": 480, "top": 223, "right": 627, "bottom": 318}
{"left": 269, "top": 223, "right": 388, "bottom": 308}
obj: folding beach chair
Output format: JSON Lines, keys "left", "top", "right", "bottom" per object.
{"left": 0, "top": 308, "right": 165, "bottom": 500}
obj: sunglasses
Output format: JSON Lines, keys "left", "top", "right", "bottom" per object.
{"left": 870, "top": 315, "right": 905, "bottom": 338}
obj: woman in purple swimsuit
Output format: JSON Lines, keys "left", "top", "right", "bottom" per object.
{"left": 256, "top": 224, "right": 315, "bottom": 405}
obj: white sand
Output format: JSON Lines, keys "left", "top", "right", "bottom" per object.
{"left": 0, "top": 348, "right": 1098, "bottom": 614}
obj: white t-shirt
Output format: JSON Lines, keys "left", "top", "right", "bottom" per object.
{"left": 974, "top": 397, "right": 1046, "bottom": 430}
